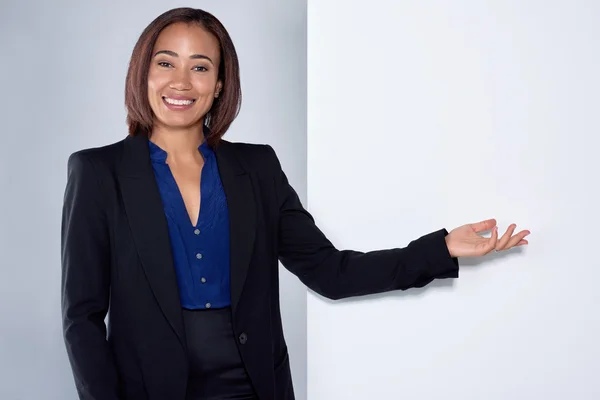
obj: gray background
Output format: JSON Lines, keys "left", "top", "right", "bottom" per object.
{"left": 0, "top": 1, "right": 307, "bottom": 399}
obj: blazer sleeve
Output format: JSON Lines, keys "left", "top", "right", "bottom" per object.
{"left": 266, "top": 145, "right": 459, "bottom": 300}
{"left": 61, "top": 152, "right": 120, "bottom": 399}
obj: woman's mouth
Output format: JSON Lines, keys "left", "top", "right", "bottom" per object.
{"left": 162, "top": 96, "right": 196, "bottom": 110}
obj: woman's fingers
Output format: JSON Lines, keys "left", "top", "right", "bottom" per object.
{"left": 505, "top": 230, "right": 531, "bottom": 249}
{"left": 471, "top": 218, "right": 497, "bottom": 233}
{"left": 497, "top": 229, "right": 531, "bottom": 251}
{"left": 496, "top": 224, "right": 516, "bottom": 251}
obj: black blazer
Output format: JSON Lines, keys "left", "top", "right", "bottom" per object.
{"left": 60, "top": 133, "right": 459, "bottom": 400}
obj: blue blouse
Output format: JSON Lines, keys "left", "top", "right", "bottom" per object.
{"left": 148, "top": 138, "right": 231, "bottom": 310}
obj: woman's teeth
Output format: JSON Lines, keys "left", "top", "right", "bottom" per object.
{"left": 164, "top": 97, "right": 194, "bottom": 106}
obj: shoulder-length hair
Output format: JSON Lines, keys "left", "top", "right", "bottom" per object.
{"left": 125, "top": 7, "right": 241, "bottom": 147}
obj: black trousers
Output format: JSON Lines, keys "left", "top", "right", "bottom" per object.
{"left": 182, "top": 306, "right": 257, "bottom": 400}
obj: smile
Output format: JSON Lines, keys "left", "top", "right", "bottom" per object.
{"left": 163, "top": 96, "right": 195, "bottom": 106}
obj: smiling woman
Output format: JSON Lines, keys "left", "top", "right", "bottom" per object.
{"left": 124, "top": 8, "right": 241, "bottom": 148}
{"left": 60, "top": 6, "right": 530, "bottom": 400}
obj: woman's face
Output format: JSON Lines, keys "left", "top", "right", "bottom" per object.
{"left": 147, "top": 22, "right": 222, "bottom": 131}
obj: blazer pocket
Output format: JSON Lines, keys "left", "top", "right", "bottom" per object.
{"left": 274, "top": 351, "right": 290, "bottom": 375}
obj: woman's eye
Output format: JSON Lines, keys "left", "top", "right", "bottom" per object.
{"left": 156, "top": 62, "right": 206, "bottom": 71}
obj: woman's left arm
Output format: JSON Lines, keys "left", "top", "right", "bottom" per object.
{"left": 266, "top": 145, "right": 460, "bottom": 301}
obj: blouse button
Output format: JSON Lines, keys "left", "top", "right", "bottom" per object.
{"left": 196, "top": 253, "right": 203, "bottom": 259}
{"left": 194, "top": 229, "right": 200, "bottom": 235}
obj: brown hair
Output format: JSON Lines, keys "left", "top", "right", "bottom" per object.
{"left": 124, "top": 7, "right": 241, "bottom": 147}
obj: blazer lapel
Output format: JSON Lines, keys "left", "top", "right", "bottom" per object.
{"left": 214, "top": 141, "right": 256, "bottom": 315}
{"left": 116, "top": 134, "right": 185, "bottom": 348}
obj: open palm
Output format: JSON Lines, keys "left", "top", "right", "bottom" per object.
{"left": 445, "top": 218, "right": 530, "bottom": 258}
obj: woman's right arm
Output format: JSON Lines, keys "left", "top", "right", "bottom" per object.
{"left": 61, "top": 151, "right": 120, "bottom": 399}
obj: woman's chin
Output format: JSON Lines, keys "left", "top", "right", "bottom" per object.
{"left": 156, "top": 117, "right": 204, "bottom": 131}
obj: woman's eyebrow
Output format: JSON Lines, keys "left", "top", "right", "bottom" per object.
{"left": 153, "top": 50, "right": 214, "bottom": 64}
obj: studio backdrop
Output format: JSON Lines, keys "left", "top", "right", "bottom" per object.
{"left": 306, "top": 0, "right": 600, "bottom": 399}
{"left": 0, "top": 1, "right": 307, "bottom": 399}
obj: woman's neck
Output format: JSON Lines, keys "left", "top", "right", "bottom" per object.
{"left": 149, "top": 122, "right": 205, "bottom": 163}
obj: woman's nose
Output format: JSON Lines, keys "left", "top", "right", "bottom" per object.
{"left": 169, "top": 71, "right": 192, "bottom": 91}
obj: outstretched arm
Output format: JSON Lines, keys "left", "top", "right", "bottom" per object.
{"left": 267, "top": 145, "right": 459, "bottom": 300}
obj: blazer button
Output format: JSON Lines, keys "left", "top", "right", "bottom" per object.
{"left": 238, "top": 332, "right": 248, "bottom": 344}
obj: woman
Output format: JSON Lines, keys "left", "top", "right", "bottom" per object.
{"left": 60, "top": 7, "right": 530, "bottom": 400}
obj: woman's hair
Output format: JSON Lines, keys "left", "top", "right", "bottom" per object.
{"left": 125, "top": 7, "right": 241, "bottom": 147}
